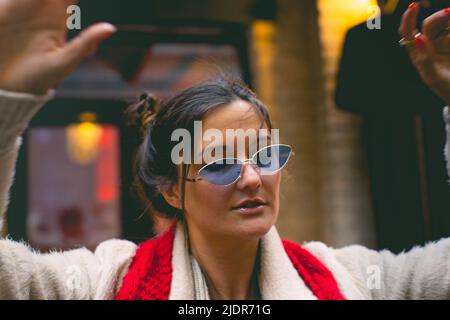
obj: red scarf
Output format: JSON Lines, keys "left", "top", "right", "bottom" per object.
{"left": 115, "top": 223, "right": 346, "bottom": 300}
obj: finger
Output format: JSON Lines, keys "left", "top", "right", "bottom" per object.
{"left": 409, "top": 33, "right": 439, "bottom": 83}
{"left": 399, "top": 1, "right": 420, "bottom": 40}
{"left": 422, "top": 8, "right": 450, "bottom": 40}
{"left": 56, "top": 22, "right": 117, "bottom": 69}
{"left": 63, "top": 0, "right": 80, "bottom": 6}
{"left": 433, "top": 36, "right": 450, "bottom": 53}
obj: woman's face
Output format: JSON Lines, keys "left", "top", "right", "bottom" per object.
{"left": 182, "top": 100, "right": 281, "bottom": 241}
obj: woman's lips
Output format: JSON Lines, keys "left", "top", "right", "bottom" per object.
{"left": 231, "top": 203, "right": 267, "bottom": 214}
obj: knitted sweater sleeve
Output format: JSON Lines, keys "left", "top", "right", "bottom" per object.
{"left": 303, "top": 106, "right": 450, "bottom": 300}
{"left": 444, "top": 106, "right": 450, "bottom": 182}
{"left": 0, "top": 90, "right": 137, "bottom": 299}
{"left": 304, "top": 237, "right": 450, "bottom": 300}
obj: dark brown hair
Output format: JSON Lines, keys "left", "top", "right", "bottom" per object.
{"left": 125, "top": 76, "right": 273, "bottom": 222}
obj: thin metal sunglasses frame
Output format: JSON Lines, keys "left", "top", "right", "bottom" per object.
{"left": 185, "top": 143, "right": 295, "bottom": 186}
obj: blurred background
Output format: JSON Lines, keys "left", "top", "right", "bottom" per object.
{"left": 6, "top": 0, "right": 450, "bottom": 253}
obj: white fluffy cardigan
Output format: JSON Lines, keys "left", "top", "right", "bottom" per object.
{"left": 1, "top": 90, "right": 450, "bottom": 300}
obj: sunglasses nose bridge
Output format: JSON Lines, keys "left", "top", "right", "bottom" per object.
{"left": 240, "top": 159, "right": 261, "bottom": 174}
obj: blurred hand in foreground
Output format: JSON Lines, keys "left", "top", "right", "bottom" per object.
{"left": 0, "top": 0, "right": 116, "bottom": 95}
{"left": 399, "top": 2, "right": 450, "bottom": 105}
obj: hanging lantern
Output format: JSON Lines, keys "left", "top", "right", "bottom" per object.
{"left": 66, "top": 112, "right": 103, "bottom": 165}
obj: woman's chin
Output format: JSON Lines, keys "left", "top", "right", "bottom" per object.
{"left": 232, "top": 216, "right": 276, "bottom": 240}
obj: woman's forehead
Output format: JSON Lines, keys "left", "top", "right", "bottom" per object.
{"left": 200, "top": 101, "right": 271, "bottom": 151}
{"left": 188, "top": 100, "right": 276, "bottom": 161}
{"left": 202, "top": 100, "right": 264, "bottom": 131}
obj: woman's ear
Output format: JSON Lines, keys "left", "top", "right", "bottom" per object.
{"left": 161, "top": 184, "right": 182, "bottom": 210}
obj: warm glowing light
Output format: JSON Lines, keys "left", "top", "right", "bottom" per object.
{"left": 66, "top": 113, "right": 103, "bottom": 165}
{"left": 383, "top": 0, "right": 400, "bottom": 14}
{"left": 357, "top": 0, "right": 371, "bottom": 6}
{"left": 252, "top": 20, "right": 275, "bottom": 38}
{"left": 319, "top": 0, "right": 379, "bottom": 33}
{"left": 250, "top": 20, "right": 275, "bottom": 115}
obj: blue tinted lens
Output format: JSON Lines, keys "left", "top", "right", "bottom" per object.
{"left": 199, "top": 159, "right": 242, "bottom": 185}
{"left": 254, "top": 145, "right": 292, "bottom": 173}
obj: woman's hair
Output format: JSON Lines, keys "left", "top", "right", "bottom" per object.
{"left": 125, "top": 76, "right": 273, "bottom": 221}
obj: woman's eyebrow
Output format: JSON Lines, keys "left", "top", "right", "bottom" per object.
{"left": 196, "top": 135, "right": 273, "bottom": 158}
{"left": 251, "top": 135, "right": 272, "bottom": 147}
{"left": 198, "top": 144, "right": 234, "bottom": 158}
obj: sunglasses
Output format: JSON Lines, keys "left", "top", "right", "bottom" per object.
{"left": 185, "top": 144, "right": 294, "bottom": 186}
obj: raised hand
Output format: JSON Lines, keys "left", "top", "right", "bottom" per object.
{"left": 0, "top": 0, "right": 116, "bottom": 95}
{"left": 399, "top": 2, "right": 450, "bottom": 105}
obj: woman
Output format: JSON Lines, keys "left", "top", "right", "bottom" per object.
{"left": 0, "top": 1, "right": 449, "bottom": 300}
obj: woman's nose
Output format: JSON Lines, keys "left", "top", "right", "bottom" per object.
{"left": 236, "top": 162, "right": 262, "bottom": 189}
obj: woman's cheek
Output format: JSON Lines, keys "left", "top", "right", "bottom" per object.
{"left": 192, "top": 183, "right": 233, "bottom": 213}
{"left": 265, "top": 173, "right": 281, "bottom": 217}
{"left": 265, "top": 172, "right": 281, "bottom": 196}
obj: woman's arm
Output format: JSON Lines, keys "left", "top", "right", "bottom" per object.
{"left": 0, "top": 0, "right": 116, "bottom": 233}
{"left": 0, "top": 90, "right": 137, "bottom": 300}
{"left": 399, "top": 4, "right": 450, "bottom": 179}
{"left": 399, "top": 3, "right": 450, "bottom": 106}
{"left": 0, "top": 230, "right": 136, "bottom": 299}
{"left": 445, "top": 107, "right": 450, "bottom": 180}
{"left": 0, "top": 0, "right": 116, "bottom": 235}
{"left": 303, "top": 238, "right": 450, "bottom": 299}
{"left": 0, "top": 90, "right": 52, "bottom": 236}
{"left": 311, "top": 5, "right": 450, "bottom": 300}
{"left": 0, "top": 0, "right": 117, "bottom": 95}
{"left": 0, "top": 0, "right": 137, "bottom": 300}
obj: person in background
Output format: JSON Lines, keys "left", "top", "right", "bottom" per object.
{"left": 335, "top": 0, "right": 450, "bottom": 252}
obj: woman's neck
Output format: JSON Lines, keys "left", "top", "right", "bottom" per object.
{"left": 185, "top": 222, "right": 261, "bottom": 300}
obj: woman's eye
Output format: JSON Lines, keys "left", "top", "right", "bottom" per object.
{"left": 204, "top": 162, "right": 227, "bottom": 172}
{"left": 255, "top": 148, "right": 273, "bottom": 166}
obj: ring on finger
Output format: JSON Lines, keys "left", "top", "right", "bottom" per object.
{"left": 398, "top": 33, "right": 421, "bottom": 47}
{"left": 399, "top": 37, "right": 415, "bottom": 47}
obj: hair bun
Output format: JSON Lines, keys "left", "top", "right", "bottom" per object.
{"left": 138, "top": 93, "right": 156, "bottom": 113}
{"left": 125, "top": 92, "right": 158, "bottom": 132}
